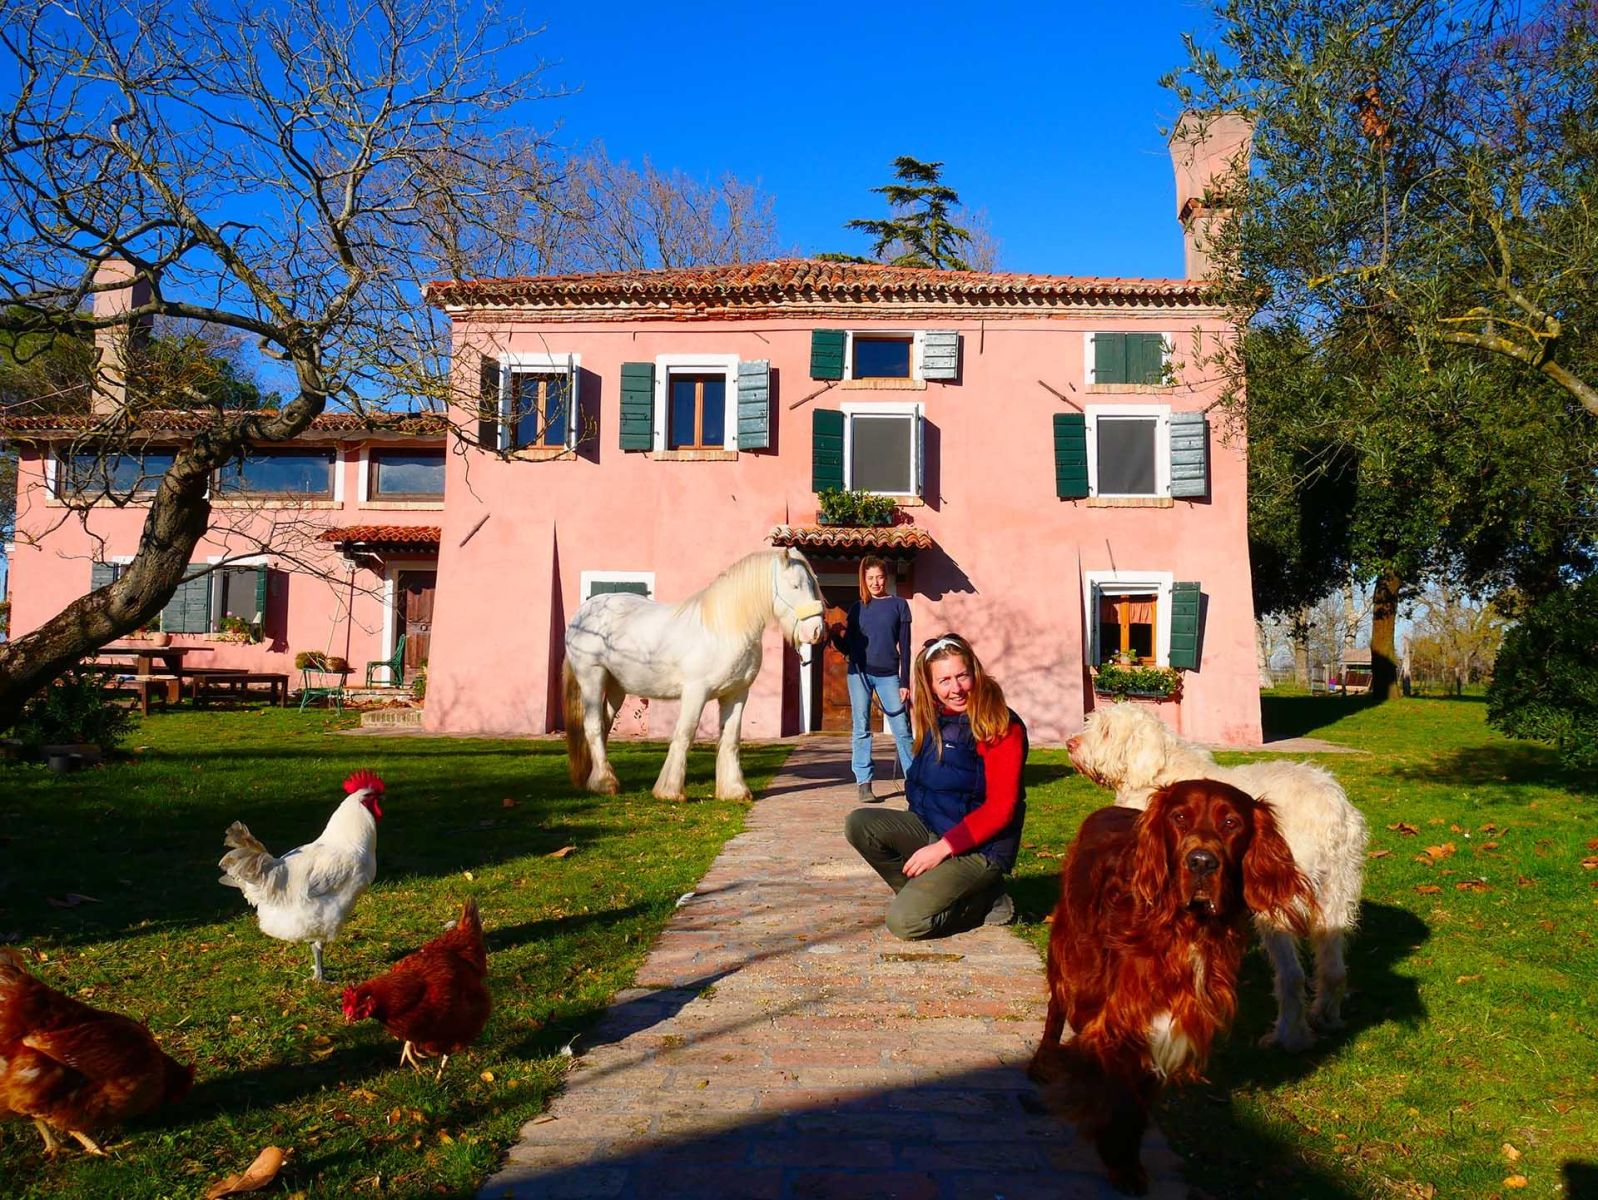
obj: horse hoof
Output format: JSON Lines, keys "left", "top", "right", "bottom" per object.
{"left": 588, "top": 775, "right": 619, "bottom": 796}
{"left": 652, "top": 787, "right": 686, "bottom": 802}
{"left": 717, "top": 787, "right": 753, "bottom": 802}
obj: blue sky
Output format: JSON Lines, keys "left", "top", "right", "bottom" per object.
{"left": 521, "top": 0, "right": 1220, "bottom": 277}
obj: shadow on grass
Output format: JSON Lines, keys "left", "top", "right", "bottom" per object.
{"left": 1387, "top": 740, "right": 1587, "bottom": 791}
{"left": 1565, "top": 1161, "right": 1598, "bottom": 1199}
{"left": 1260, "top": 695, "right": 1381, "bottom": 741}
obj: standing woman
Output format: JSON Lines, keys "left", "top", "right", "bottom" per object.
{"left": 829, "top": 556, "right": 914, "bottom": 802}
{"left": 844, "top": 633, "right": 1027, "bottom": 939}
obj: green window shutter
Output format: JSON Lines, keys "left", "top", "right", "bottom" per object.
{"left": 619, "top": 362, "right": 655, "bottom": 450}
{"left": 589, "top": 580, "right": 651, "bottom": 598}
{"left": 1169, "top": 411, "right": 1209, "bottom": 498}
{"left": 477, "top": 356, "right": 502, "bottom": 451}
{"left": 922, "top": 330, "right": 960, "bottom": 381}
{"left": 161, "top": 567, "right": 211, "bottom": 635}
{"left": 812, "top": 409, "right": 845, "bottom": 493}
{"left": 1093, "top": 333, "right": 1128, "bottom": 384}
{"left": 810, "top": 329, "right": 846, "bottom": 380}
{"left": 1053, "top": 413, "right": 1088, "bottom": 499}
{"left": 1168, "top": 582, "right": 1202, "bottom": 669}
{"left": 253, "top": 566, "right": 269, "bottom": 625}
{"left": 1129, "top": 333, "right": 1167, "bottom": 385}
{"left": 90, "top": 561, "right": 117, "bottom": 591}
{"left": 736, "top": 360, "right": 771, "bottom": 450}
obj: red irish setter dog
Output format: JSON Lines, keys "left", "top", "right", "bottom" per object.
{"left": 1028, "top": 779, "right": 1314, "bottom": 1195}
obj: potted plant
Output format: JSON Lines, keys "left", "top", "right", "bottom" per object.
{"left": 295, "top": 650, "right": 349, "bottom": 674}
{"left": 1092, "top": 662, "right": 1183, "bottom": 700}
{"left": 817, "top": 488, "right": 899, "bottom": 527}
{"left": 216, "top": 616, "right": 262, "bottom": 644}
{"left": 14, "top": 667, "right": 135, "bottom": 768}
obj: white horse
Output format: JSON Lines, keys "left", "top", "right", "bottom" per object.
{"left": 563, "top": 548, "right": 827, "bottom": 801}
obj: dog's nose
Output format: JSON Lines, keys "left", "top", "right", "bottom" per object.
{"left": 1185, "top": 848, "right": 1219, "bottom": 876}
{"left": 1066, "top": 735, "right": 1081, "bottom": 753}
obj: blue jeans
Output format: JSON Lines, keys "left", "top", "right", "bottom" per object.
{"left": 847, "top": 669, "right": 914, "bottom": 784}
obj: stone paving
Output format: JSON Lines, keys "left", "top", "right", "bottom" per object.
{"left": 479, "top": 738, "right": 1186, "bottom": 1200}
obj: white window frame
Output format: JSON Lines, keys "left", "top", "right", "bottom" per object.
{"left": 205, "top": 552, "right": 270, "bottom": 630}
{"left": 48, "top": 446, "right": 182, "bottom": 502}
{"left": 843, "top": 330, "right": 924, "bottom": 382}
{"left": 840, "top": 400, "right": 924, "bottom": 497}
{"left": 580, "top": 570, "right": 656, "bottom": 602}
{"left": 498, "top": 352, "right": 580, "bottom": 452}
{"left": 1083, "top": 331, "right": 1173, "bottom": 389}
{"left": 1082, "top": 569, "right": 1175, "bottom": 667}
{"left": 1085, "top": 404, "right": 1171, "bottom": 498}
{"left": 653, "top": 353, "right": 740, "bottom": 452}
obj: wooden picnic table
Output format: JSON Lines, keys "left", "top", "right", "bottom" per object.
{"left": 89, "top": 644, "right": 214, "bottom": 716}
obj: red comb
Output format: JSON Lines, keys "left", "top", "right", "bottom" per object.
{"left": 343, "top": 769, "right": 385, "bottom": 795}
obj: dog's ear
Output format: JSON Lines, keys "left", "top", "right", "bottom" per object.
{"left": 1242, "top": 797, "right": 1315, "bottom": 934}
{"left": 1131, "top": 786, "right": 1177, "bottom": 908}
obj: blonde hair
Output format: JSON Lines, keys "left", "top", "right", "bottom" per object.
{"left": 910, "top": 633, "right": 1011, "bottom": 758}
{"left": 858, "top": 556, "right": 889, "bottom": 606}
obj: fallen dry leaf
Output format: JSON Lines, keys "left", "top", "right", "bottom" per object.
{"left": 1415, "top": 884, "right": 1442, "bottom": 894}
{"left": 480, "top": 1070, "right": 495, "bottom": 1083}
{"left": 1368, "top": 849, "right": 1392, "bottom": 859}
{"left": 1504, "top": 1176, "right": 1528, "bottom": 1190}
{"left": 1581, "top": 856, "right": 1598, "bottom": 871}
{"left": 1456, "top": 974, "right": 1483, "bottom": 984}
{"left": 1389, "top": 822, "right": 1421, "bottom": 836}
{"left": 1517, "top": 875, "right": 1536, "bottom": 888}
{"left": 1415, "top": 843, "right": 1457, "bottom": 865}
{"left": 205, "top": 1146, "right": 286, "bottom": 1199}
{"left": 1481, "top": 823, "right": 1497, "bottom": 833}
{"left": 1450, "top": 824, "right": 1464, "bottom": 833}
{"left": 1480, "top": 841, "right": 1500, "bottom": 852}
{"left": 1455, "top": 880, "right": 1491, "bottom": 893}
{"left": 1502, "top": 1143, "right": 1522, "bottom": 1162}
{"left": 502, "top": 797, "right": 517, "bottom": 809}
{"left": 546, "top": 845, "right": 576, "bottom": 859}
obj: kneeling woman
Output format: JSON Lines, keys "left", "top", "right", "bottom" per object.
{"left": 844, "top": 633, "right": 1027, "bottom": 940}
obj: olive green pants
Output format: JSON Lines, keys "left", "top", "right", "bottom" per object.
{"left": 844, "top": 806, "right": 1004, "bottom": 941}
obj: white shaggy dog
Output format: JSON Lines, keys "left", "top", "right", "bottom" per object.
{"left": 1067, "top": 702, "right": 1368, "bottom": 1051}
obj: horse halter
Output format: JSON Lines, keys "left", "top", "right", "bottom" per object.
{"left": 771, "top": 558, "right": 824, "bottom": 624}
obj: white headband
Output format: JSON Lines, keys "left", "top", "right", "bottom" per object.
{"left": 921, "top": 636, "right": 965, "bottom": 659}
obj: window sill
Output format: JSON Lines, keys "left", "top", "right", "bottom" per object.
{"left": 647, "top": 449, "right": 738, "bottom": 462}
{"left": 841, "top": 378, "right": 927, "bottom": 391}
{"left": 212, "top": 499, "right": 340, "bottom": 509}
{"left": 1086, "top": 383, "right": 1174, "bottom": 395}
{"left": 507, "top": 446, "right": 576, "bottom": 462}
{"left": 360, "top": 499, "right": 445, "bottom": 510}
{"left": 1087, "top": 496, "right": 1174, "bottom": 508}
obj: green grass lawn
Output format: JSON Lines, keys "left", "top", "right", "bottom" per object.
{"left": 1013, "top": 695, "right": 1598, "bottom": 1200}
{"left": 0, "top": 710, "right": 788, "bottom": 1199}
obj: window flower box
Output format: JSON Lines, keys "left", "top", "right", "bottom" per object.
{"left": 816, "top": 488, "right": 899, "bottom": 528}
{"left": 1091, "top": 663, "right": 1183, "bottom": 700}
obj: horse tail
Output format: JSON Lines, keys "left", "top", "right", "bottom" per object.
{"left": 563, "top": 659, "right": 592, "bottom": 787}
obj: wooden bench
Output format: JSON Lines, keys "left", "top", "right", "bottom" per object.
{"left": 85, "top": 665, "right": 182, "bottom": 717}
{"left": 186, "top": 671, "right": 290, "bottom": 708}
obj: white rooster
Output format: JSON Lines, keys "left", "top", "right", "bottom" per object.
{"left": 219, "top": 769, "right": 384, "bottom": 982}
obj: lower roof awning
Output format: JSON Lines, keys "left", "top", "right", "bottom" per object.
{"left": 768, "top": 523, "right": 932, "bottom": 563}
{"left": 318, "top": 524, "right": 441, "bottom": 554}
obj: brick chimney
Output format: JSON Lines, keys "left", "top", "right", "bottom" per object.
{"left": 1169, "top": 112, "right": 1253, "bottom": 281}
{"left": 91, "top": 258, "right": 153, "bottom": 416}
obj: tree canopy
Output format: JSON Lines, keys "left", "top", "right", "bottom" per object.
{"left": 841, "top": 157, "right": 975, "bottom": 270}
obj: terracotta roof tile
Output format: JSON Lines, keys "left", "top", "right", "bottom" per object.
{"left": 769, "top": 523, "right": 933, "bottom": 558}
{"left": 427, "top": 258, "right": 1210, "bottom": 312}
{"left": 318, "top": 525, "right": 441, "bottom": 547}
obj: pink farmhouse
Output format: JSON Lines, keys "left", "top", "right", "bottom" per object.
{"left": 3, "top": 119, "right": 1262, "bottom": 745}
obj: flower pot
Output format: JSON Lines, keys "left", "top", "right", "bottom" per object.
{"left": 147, "top": 631, "right": 171, "bottom": 647}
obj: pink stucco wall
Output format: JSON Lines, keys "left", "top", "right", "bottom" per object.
{"left": 422, "top": 312, "right": 1263, "bottom": 746}
{"left": 6, "top": 443, "right": 441, "bottom": 680}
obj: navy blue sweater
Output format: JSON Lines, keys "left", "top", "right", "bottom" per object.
{"left": 832, "top": 595, "right": 912, "bottom": 687}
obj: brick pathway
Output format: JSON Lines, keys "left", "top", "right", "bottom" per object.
{"left": 479, "top": 739, "right": 1186, "bottom": 1200}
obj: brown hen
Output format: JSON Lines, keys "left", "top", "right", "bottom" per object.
{"left": 0, "top": 949, "right": 193, "bottom": 1156}
{"left": 342, "top": 899, "right": 490, "bottom": 1079}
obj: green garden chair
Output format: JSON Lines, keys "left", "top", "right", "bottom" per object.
{"left": 299, "top": 666, "right": 348, "bottom": 712}
{"left": 365, "top": 634, "right": 408, "bottom": 687}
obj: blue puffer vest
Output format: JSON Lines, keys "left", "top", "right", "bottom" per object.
{"left": 906, "top": 708, "right": 1028, "bottom": 872}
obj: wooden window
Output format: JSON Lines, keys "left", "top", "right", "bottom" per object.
{"left": 1097, "top": 591, "right": 1158, "bottom": 665}
{"left": 851, "top": 335, "right": 913, "bottom": 380}
{"left": 369, "top": 449, "right": 444, "bottom": 498}
{"left": 667, "top": 373, "right": 726, "bottom": 450}
{"left": 1094, "top": 332, "right": 1167, "bottom": 385}
{"left": 216, "top": 566, "right": 267, "bottom": 625}
{"left": 220, "top": 449, "right": 335, "bottom": 497}
{"left": 508, "top": 372, "right": 571, "bottom": 449}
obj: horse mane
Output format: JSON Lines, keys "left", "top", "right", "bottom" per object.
{"left": 685, "top": 549, "right": 801, "bottom": 639}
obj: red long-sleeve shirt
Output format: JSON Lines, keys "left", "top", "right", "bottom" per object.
{"left": 940, "top": 719, "right": 1025, "bottom": 857}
